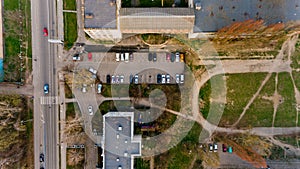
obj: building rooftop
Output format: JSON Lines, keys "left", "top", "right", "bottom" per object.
{"left": 194, "top": 0, "right": 300, "bottom": 32}
{"left": 84, "top": 0, "right": 117, "bottom": 29}
{"left": 103, "top": 112, "right": 141, "bottom": 169}
{"left": 120, "top": 8, "right": 195, "bottom": 33}
{"left": 120, "top": 8, "right": 195, "bottom": 16}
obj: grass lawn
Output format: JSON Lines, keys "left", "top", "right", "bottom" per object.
{"left": 65, "top": 83, "right": 74, "bottom": 98}
{"left": 238, "top": 73, "right": 276, "bottom": 128}
{"left": 3, "top": 0, "right": 31, "bottom": 82}
{"left": 218, "top": 73, "right": 267, "bottom": 126}
{"left": 134, "top": 158, "right": 150, "bottom": 169}
{"left": 291, "top": 40, "right": 300, "bottom": 69}
{"left": 155, "top": 123, "right": 203, "bottom": 169}
{"left": 66, "top": 103, "right": 79, "bottom": 119}
{"left": 63, "top": 0, "right": 76, "bottom": 10}
{"left": 64, "top": 13, "right": 77, "bottom": 49}
{"left": 274, "top": 72, "right": 297, "bottom": 127}
{"left": 274, "top": 135, "right": 300, "bottom": 147}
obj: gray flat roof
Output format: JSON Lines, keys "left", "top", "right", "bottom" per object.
{"left": 84, "top": 0, "right": 117, "bottom": 28}
{"left": 103, "top": 112, "right": 141, "bottom": 169}
{"left": 120, "top": 8, "right": 195, "bottom": 16}
{"left": 194, "top": 0, "right": 300, "bottom": 32}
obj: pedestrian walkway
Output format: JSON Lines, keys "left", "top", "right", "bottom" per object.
{"left": 40, "top": 96, "right": 59, "bottom": 105}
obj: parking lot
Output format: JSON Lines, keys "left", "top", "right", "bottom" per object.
{"left": 80, "top": 52, "right": 186, "bottom": 84}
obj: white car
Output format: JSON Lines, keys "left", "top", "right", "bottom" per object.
{"left": 88, "top": 105, "right": 93, "bottom": 115}
{"left": 166, "top": 74, "right": 170, "bottom": 84}
{"left": 97, "top": 84, "right": 102, "bottom": 94}
{"left": 88, "top": 67, "right": 97, "bottom": 74}
{"left": 175, "top": 74, "right": 180, "bottom": 84}
{"left": 161, "top": 74, "right": 166, "bottom": 84}
{"left": 175, "top": 52, "right": 180, "bottom": 62}
{"left": 116, "top": 53, "right": 120, "bottom": 62}
{"left": 82, "top": 84, "right": 87, "bottom": 93}
{"left": 125, "top": 53, "right": 129, "bottom": 63}
{"left": 111, "top": 75, "right": 115, "bottom": 84}
{"left": 213, "top": 143, "right": 218, "bottom": 152}
{"left": 121, "top": 53, "right": 125, "bottom": 61}
{"left": 134, "top": 75, "right": 139, "bottom": 84}
{"left": 116, "top": 75, "right": 119, "bottom": 83}
{"left": 180, "top": 74, "right": 184, "bottom": 84}
{"left": 120, "top": 75, "right": 124, "bottom": 83}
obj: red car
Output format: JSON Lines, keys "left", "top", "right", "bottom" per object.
{"left": 43, "top": 28, "right": 48, "bottom": 36}
{"left": 166, "top": 53, "right": 171, "bottom": 61}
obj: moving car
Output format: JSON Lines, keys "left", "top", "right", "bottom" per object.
{"left": 97, "top": 84, "right": 102, "bottom": 94}
{"left": 39, "top": 153, "right": 44, "bottom": 162}
{"left": 157, "top": 74, "right": 162, "bottom": 84}
{"left": 161, "top": 74, "right": 166, "bottom": 84}
{"left": 166, "top": 74, "right": 170, "bottom": 84}
{"left": 88, "top": 105, "right": 93, "bottom": 115}
{"left": 44, "top": 84, "right": 49, "bottom": 94}
{"left": 43, "top": 27, "right": 48, "bottom": 36}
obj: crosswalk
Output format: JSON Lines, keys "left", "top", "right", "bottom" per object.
{"left": 40, "top": 96, "right": 59, "bottom": 105}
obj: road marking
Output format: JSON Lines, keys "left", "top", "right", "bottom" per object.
{"left": 40, "top": 96, "right": 59, "bottom": 105}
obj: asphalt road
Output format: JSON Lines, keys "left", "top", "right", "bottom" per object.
{"left": 32, "top": 0, "right": 59, "bottom": 169}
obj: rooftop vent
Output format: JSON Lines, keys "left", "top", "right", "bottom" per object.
{"left": 85, "top": 13, "right": 94, "bottom": 19}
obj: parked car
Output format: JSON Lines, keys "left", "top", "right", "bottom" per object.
{"left": 175, "top": 52, "right": 180, "bottom": 62}
{"left": 88, "top": 105, "right": 93, "bottom": 115}
{"left": 148, "top": 53, "right": 153, "bottom": 61}
{"left": 111, "top": 75, "right": 115, "bottom": 83}
{"left": 106, "top": 75, "right": 111, "bottom": 84}
{"left": 175, "top": 74, "right": 180, "bottom": 84}
{"left": 125, "top": 53, "right": 129, "bottom": 63}
{"left": 116, "top": 53, "right": 120, "bottom": 62}
{"left": 166, "top": 53, "right": 171, "bottom": 61}
{"left": 129, "top": 53, "right": 133, "bottom": 61}
{"left": 43, "top": 84, "right": 49, "bottom": 94}
{"left": 161, "top": 74, "right": 166, "bottom": 84}
{"left": 222, "top": 144, "right": 227, "bottom": 152}
{"left": 43, "top": 27, "right": 48, "bottom": 36}
{"left": 116, "top": 75, "right": 119, "bottom": 83}
{"left": 97, "top": 84, "right": 102, "bottom": 94}
{"left": 134, "top": 74, "right": 139, "bottom": 84}
{"left": 180, "top": 54, "right": 184, "bottom": 62}
{"left": 195, "top": 2, "right": 202, "bottom": 10}
{"left": 208, "top": 144, "right": 213, "bottom": 152}
{"left": 39, "top": 153, "right": 44, "bottom": 162}
{"left": 129, "top": 74, "right": 133, "bottom": 84}
{"left": 72, "top": 54, "right": 80, "bottom": 61}
{"left": 166, "top": 74, "right": 170, "bottom": 83}
{"left": 157, "top": 74, "right": 162, "bottom": 84}
{"left": 88, "top": 67, "right": 97, "bottom": 74}
{"left": 171, "top": 53, "right": 175, "bottom": 62}
{"left": 227, "top": 146, "right": 233, "bottom": 153}
{"left": 213, "top": 143, "right": 218, "bottom": 152}
{"left": 121, "top": 53, "right": 125, "bottom": 61}
{"left": 153, "top": 53, "right": 157, "bottom": 62}
{"left": 120, "top": 75, "right": 124, "bottom": 83}
{"left": 82, "top": 84, "right": 87, "bottom": 93}
{"left": 180, "top": 74, "right": 184, "bottom": 84}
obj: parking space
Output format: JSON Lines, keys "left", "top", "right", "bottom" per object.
{"left": 87, "top": 52, "right": 186, "bottom": 84}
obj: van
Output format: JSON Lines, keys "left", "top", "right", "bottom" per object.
{"left": 125, "top": 53, "right": 129, "bottom": 62}
{"left": 116, "top": 53, "right": 120, "bottom": 62}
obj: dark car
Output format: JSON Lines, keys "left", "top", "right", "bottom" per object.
{"left": 39, "top": 153, "right": 44, "bottom": 162}
{"left": 222, "top": 144, "right": 227, "bottom": 152}
{"left": 129, "top": 74, "right": 133, "bottom": 84}
{"left": 106, "top": 75, "right": 111, "bottom": 84}
{"left": 157, "top": 74, "right": 162, "bottom": 84}
{"left": 148, "top": 53, "right": 153, "bottom": 61}
{"left": 43, "top": 84, "right": 49, "bottom": 94}
{"left": 170, "top": 53, "right": 175, "bottom": 62}
{"left": 153, "top": 53, "right": 157, "bottom": 62}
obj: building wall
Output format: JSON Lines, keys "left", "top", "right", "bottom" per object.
{"left": 84, "top": 29, "right": 122, "bottom": 41}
